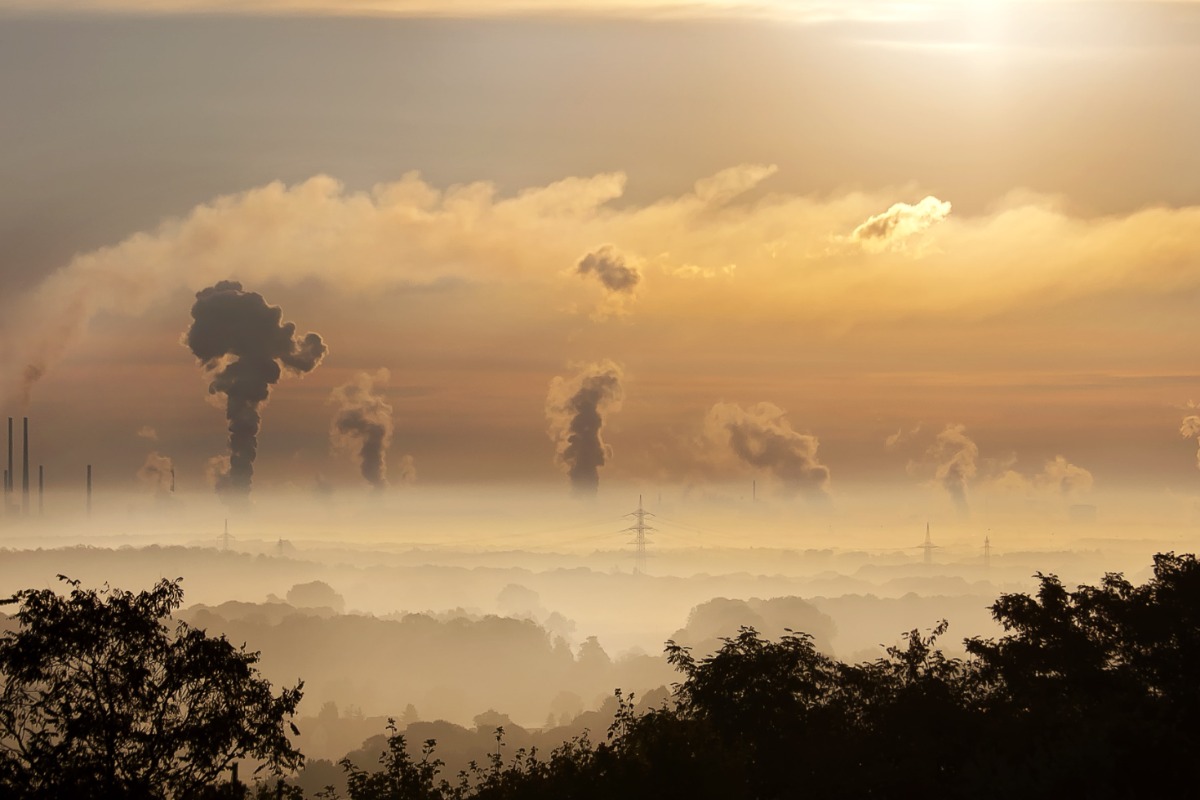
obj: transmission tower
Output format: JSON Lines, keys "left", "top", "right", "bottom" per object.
{"left": 921, "top": 522, "right": 936, "bottom": 565}
{"left": 623, "top": 494, "right": 656, "bottom": 574}
{"left": 222, "top": 518, "right": 231, "bottom": 551}
{"left": 983, "top": 534, "right": 991, "bottom": 568}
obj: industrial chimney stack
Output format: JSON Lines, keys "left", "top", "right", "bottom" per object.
{"left": 5, "top": 416, "right": 11, "bottom": 503}
{"left": 22, "top": 417, "right": 29, "bottom": 515}
{"left": 86, "top": 465, "right": 92, "bottom": 516}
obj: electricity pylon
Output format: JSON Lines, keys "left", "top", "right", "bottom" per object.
{"left": 623, "top": 494, "right": 656, "bottom": 574}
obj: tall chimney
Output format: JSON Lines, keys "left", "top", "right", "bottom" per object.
{"left": 38, "top": 465, "right": 44, "bottom": 515}
{"left": 5, "top": 417, "right": 11, "bottom": 497}
{"left": 86, "top": 464, "right": 92, "bottom": 516}
{"left": 22, "top": 417, "right": 29, "bottom": 515}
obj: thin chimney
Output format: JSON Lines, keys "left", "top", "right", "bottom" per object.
{"left": 38, "top": 465, "right": 44, "bottom": 515}
{"left": 22, "top": 417, "right": 29, "bottom": 515}
{"left": 86, "top": 464, "right": 92, "bottom": 516}
{"left": 6, "top": 417, "right": 12, "bottom": 498}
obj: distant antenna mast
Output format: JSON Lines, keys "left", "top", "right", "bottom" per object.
{"left": 921, "top": 522, "right": 935, "bottom": 565}
{"left": 222, "top": 518, "right": 231, "bottom": 551}
{"left": 622, "top": 494, "right": 656, "bottom": 574}
{"left": 983, "top": 534, "right": 991, "bottom": 568}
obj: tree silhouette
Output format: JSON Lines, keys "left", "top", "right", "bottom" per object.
{"left": 0, "top": 576, "right": 303, "bottom": 799}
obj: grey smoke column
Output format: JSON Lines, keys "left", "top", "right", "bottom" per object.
{"left": 546, "top": 361, "right": 624, "bottom": 496}
{"left": 930, "top": 423, "right": 978, "bottom": 517}
{"left": 330, "top": 370, "right": 395, "bottom": 488}
{"left": 185, "top": 281, "right": 327, "bottom": 497}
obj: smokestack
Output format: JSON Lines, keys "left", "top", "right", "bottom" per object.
{"left": 86, "top": 464, "right": 92, "bottom": 516}
{"left": 22, "top": 417, "right": 29, "bottom": 515}
{"left": 38, "top": 465, "right": 43, "bottom": 515}
{"left": 5, "top": 417, "right": 11, "bottom": 498}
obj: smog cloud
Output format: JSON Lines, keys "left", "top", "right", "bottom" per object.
{"left": 930, "top": 423, "right": 978, "bottom": 517}
{"left": 185, "top": 281, "right": 327, "bottom": 498}
{"left": 705, "top": 402, "right": 831, "bottom": 500}
{"left": 546, "top": 361, "right": 624, "bottom": 496}
{"left": 330, "top": 369, "right": 396, "bottom": 489}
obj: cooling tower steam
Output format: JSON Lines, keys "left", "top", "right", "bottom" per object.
{"left": 185, "top": 281, "right": 327, "bottom": 497}
{"left": 330, "top": 370, "right": 395, "bottom": 489}
{"left": 546, "top": 361, "right": 624, "bottom": 495}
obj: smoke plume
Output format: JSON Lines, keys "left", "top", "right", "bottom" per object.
{"left": 576, "top": 245, "right": 641, "bottom": 294}
{"left": 185, "top": 281, "right": 327, "bottom": 497}
{"left": 705, "top": 402, "right": 831, "bottom": 499}
{"left": 930, "top": 423, "right": 978, "bottom": 517}
{"left": 330, "top": 370, "right": 395, "bottom": 489}
{"left": 1182, "top": 416, "right": 1200, "bottom": 468}
{"left": 136, "top": 452, "right": 174, "bottom": 494}
{"left": 546, "top": 361, "right": 625, "bottom": 495}
{"left": 1036, "top": 455, "right": 1094, "bottom": 497}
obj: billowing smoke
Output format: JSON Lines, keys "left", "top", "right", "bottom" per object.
{"left": 705, "top": 402, "right": 831, "bottom": 499}
{"left": 1036, "top": 455, "right": 1094, "bottom": 496}
{"left": 185, "top": 281, "right": 327, "bottom": 497}
{"left": 330, "top": 370, "right": 395, "bottom": 489}
{"left": 576, "top": 245, "right": 641, "bottom": 294}
{"left": 851, "top": 195, "right": 951, "bottom": 252}
{"left": 546, "top": 361, "right": 624, "bottom": 495}
{"left": 1182, "top": 416, "right": 1200, "bottom": 468}
{"left": 930, "top": 423, "right": 978, "bottom": 516}
{"left": 136, "top": 452, "right": 174, "bottom": 494}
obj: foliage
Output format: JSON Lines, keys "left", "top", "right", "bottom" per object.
{"left": 322, "top": 552, "right": 1200, "bottom": 800}
{"left": 0, "top": 576, "right": 303, "bottom": 799}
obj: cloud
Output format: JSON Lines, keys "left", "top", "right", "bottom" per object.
{"left": 0, "top": 0, "right": 930, "bottom": 22}
{"left": 330, "top": 369, "right": 396, "bottom": 489}
{"left": 704, "top": 401, "right": 830, "bottom": 500}
{"left": 135, "top": 426, "right": 159, "bottom": 441}
{"left": 546, "top": 361, "right": 624, "bottom": 496}
{"left": 6, "top": 164, "right": 1200, "bottom": 407}
{"left": 849, "top": 195, "right": 952, "bottom": 252}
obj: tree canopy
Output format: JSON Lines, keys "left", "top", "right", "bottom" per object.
{"left": 0, "top": 576, "right": 303, "bottom": 800}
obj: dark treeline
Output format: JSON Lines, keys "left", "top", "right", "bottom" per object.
{"left": 3, "top": 553, "right": 1200, "bottom": 799}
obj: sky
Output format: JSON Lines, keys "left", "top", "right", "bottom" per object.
{"left": 2, "top": 0, "right": 1200, "bottom": 522}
